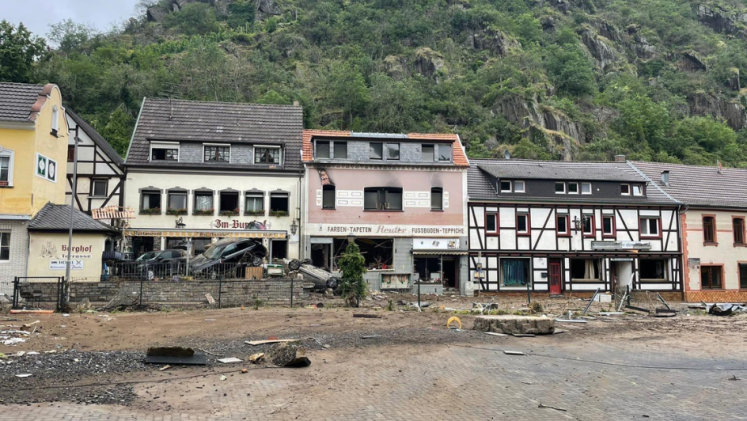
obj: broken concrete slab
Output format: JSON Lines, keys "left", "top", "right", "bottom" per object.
{"left": 217, "top": 357, "right": 242, "bottom": 364}
{"left": 473, "top": 315, "right": 555, "bottom": 335}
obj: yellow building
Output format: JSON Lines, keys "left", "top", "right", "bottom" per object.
{"left": 0, "top": 83, "right": 70, "bottom": 292}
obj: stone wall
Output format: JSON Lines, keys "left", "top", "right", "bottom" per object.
{"left": 14, "top": 278, "right": 311, "bottom": 308}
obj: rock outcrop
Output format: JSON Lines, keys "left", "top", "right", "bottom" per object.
{"left": 580, "top": 29, "right": 620, "bottom": 71}
{"left": 412, "top": 48, "right": 446, "bottom": 79}
{"left": 681, "top": 52, "right": 707, "bottom": 72}
{"left": 697, "top": 4, "right": 747, "bottom": 36}
{"left": 688, "top": 91, "right": 747, "bottom": 130}
{"left": 471, "top": 28, "right": 520, "bottom": 56}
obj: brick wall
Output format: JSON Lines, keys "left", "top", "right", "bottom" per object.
{"left": 15, "top": 278, "right": 310, "bottom": 308}
{"left": 684, "top": 291, "right": 747, "bottom": 303}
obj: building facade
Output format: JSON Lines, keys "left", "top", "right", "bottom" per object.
{"left": 65, "top": 110, "right": 125, "bottom": 214}
{"left": 0, "top": 83, "right": 70, "bottom": 291}
{"left": 467, "top": 159, "right": 683, "bottom": 296}
{"left": 633, "top": 162, "right": 747, "bottom": 302}
{"left": 301, "top": 130, "right": 471, "bottom": 295}
{"left": 123, "top": 98, "right": 304, "bottom": 260}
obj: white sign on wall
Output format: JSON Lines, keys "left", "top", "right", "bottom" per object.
{"left": 35, "top": 153, "right": 58, "bottom": 183}
{"left": 49, "top": 260, "right": 84, "bottom": 270}
{"left": 313, "top": 224, "right": 465, "bottom": 237}
{"left": 413, "top": 238, "right": 460, "bottom": 250}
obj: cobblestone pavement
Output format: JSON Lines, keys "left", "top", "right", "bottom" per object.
{"left": 3, "top": 338, "right": 746, "bottom": 421}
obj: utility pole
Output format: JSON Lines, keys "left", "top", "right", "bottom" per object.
{"left": 63, "top": 126, "right": 80, "bottom": 311}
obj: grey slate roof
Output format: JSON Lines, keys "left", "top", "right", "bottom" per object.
{"left": 67, "top": 109, "right": 124, "bottom": 166}
{"left": 631, "top": 161, "right": 747, "bottom": 209}
{"left": 0, "top": 83, "right": 44, "bottom": 122}
{"left": 28, "top": 203, "right": 117, "bottom": 233}
{"left": 469, "top": 159, "right": 677, "bottom": 205}
{"left": 476, "top": 159, "right": 645, "bottom": 182}
{"left": 126, "top": 98, "right": 304, "bottom": 171}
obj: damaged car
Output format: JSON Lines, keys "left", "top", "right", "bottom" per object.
{"left": 189, "top": 238, "right": 267, "bottom": 278}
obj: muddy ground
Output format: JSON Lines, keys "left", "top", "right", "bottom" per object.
{"left": 1, "top": 293, "right": 746, "bottom": 409}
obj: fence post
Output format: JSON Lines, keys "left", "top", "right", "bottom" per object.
{"left": 12, "top": 277, "right": 18, "bottom": 309}
{"left": 139, "top": 276, "right": 144, "bottom": 307}
{"left": 57, "top": 277, "right": 64, "bottom": 312}
{"left": 218, "top": 275, "right": 223, "bottom": 309}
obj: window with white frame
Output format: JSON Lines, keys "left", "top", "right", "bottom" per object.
{"left": 501, "top": 258, "right": 530, "bottom": 287}
{"left": 555, "top": 182, "right": 565, "bottom": 194}
{"left": 556, "top": 214, "right": 569, "bottom": 235}
{"left": 486, "top": 213, "right": 498, "bottom": 233}
{"left": 517, "top": 213, "right": 530, "bottom": 235}
{"left": 500, "top": 180, "right": 512, "bottom": 193}
{"left": 204, "top": 145, "right": 230, "bottom": 162}
{"left": 269, "top": 191, "right": 290, "bottom": 215}
{"left": 91, "top": 180, "right": 107, "bottom": 197}
{"left": 151, "top": 142, "right": 179, "bottom": 161}
{"left": 430, "top": 187, "right": 443, "bottom": 211}
{"left": 245, "top": 191, "right": 264, "bottom": 215}
{"left": 632, "top": 184, "right": 644, "bottom": 196}
{"left": 581, "top": 182, "right": 592, "bottom": 194}
{"left": 621, "top": 184, "right": 630, "bottom": 195}
{"left": 640, "top": 259, "right": 667, "bottom": 281}
{"left": 322, "top": 185, "right": 336, "bottom": 210}
{"left": 602, "top": 215, "right": 615, "bottom": 236}
{"left": 0, "top": 148, "right": 14, "bottom": 186}
{"left": 640, "top": 217, "right": 660, "bottom": 237}
{"left": 583, "top": 215, "right": 594, "bottom": 236}
{"left": 567, "top": 182, "right": 579, "bottom": 194}
{"left": 514, "top": 180, "right": 525, "bottom": 193}
{"left": 255, "top": 146, "right": 281, "bottom": 164}
{"left": 193, "top": 190, "right": 214, "bottom": 214}
{"left": 0, "top": 232, "right": 9, "bottom": 260}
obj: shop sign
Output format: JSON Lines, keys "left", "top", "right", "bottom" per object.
{"left": 313, "top": 224, "right": 465, "bottom": 237}
{"left": 124, "top": 229, "right": 287, "bottom": 239}
{"left": 50, "top": 260, "right": 84, "bottom": 270}
{"left": 591, "top": 241, "right": 651, "bottom": 251}
{"left": 413, "top": 238, "right": 460, "bottom": 250}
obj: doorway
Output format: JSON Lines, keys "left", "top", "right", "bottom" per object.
{"left": 311, "top": 243, "right": 331, "bottom": 270}
{"left": 271, "top": 240, "right": 288, "bottom": 260}
{"left": 611, "top": 260, "right": 633, "bottom": 290}
{"left": 549, "top": 259, "right": 562, "bottom": 295}
{"left": 131, "top": 237, "right": 154, "bottom": 259}
{"left": 442, "top": 257, "right": 459, "bottom": 290}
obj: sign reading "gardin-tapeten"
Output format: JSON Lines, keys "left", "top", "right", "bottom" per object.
{"left": 314, "top": 224, "right": 465, "bottom": 237}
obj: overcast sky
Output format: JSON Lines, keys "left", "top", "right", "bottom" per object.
{"left": 1, "top": 0, "right": 142, "bottom": 38}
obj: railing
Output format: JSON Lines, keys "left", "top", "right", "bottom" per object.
{"left": 105, "top": 262, "right": 260, "bottom": 281}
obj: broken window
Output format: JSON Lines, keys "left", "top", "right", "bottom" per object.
{"left": 386, "top": 143, "right": 400, "bottom": 160}
{"left": 255, "top": 147, "right": 281, "bottom": 164}
{"left": 270, "top": 192, "right": 289, "bottom": 216}
{"left": 204, "top": 145, "right": 230, "bottom": 162}
{"left": 571, "top": 259, "right": 600, "bottom": 281}
{"left": 438, "top": 144, "right": 451, "bottom": 161}
{"left": 370, "top": 143, "right": 383, "bottom": 160}
{"left": 501, "top": 258, "right": 529, "bottom": 287}
{"left": 640, "top": 259, "right": 667, "bottom": 280}
{"left": 415, "top": 257, "right": 441, "bottom": 283}
{"left": 151, "top": 142, "right": 179, "bottom": 161}
{"left": 322, "top": 185, "right": 336, "bottom": 210}
{"left": 701, "top": 266, "right": 722, "bottom": 289}
{"left": 316, "top": 141, "right": 331, "bottom": 159}
{"left": 333, "top": 238, "right": 393, "bottom": 270}
{"left": 219, "top": 191, "right": 239, "bottom": 214}
{"left": 430, "top": 187, "right": 442, "bottom": 211}
{"left": 364, "top": 187, "right": 402, "bottom": 211}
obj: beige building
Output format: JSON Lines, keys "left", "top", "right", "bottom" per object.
{"left": 26, "top": 203, "right": 117, "bottom": 281}
{"left": 123, "top": 98, "right": 304, "bottom": 260}
{"left": 633, "top": 162, "right": 747, "bottom": 302}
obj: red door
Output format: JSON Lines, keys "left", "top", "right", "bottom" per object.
{"left": 549, "top": 261, "right": 562, "bottom": 295}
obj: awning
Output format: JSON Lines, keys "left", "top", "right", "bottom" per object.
{"left": 124, "top": 229, "right": 287, "bottom": 239}
{"left": 412, "top": 251, "right": 468, "bottom": 256}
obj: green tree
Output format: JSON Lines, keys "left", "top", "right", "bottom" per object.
{"left": 97, "top": 106, "right": 135, "bottom": 156}
{"left": 0, "top": 20, "right": 46, "bottom": 83}
{"left": 226, "top": 0, "right": 256, "bottom": 30}
{"left": 164, "top": 3, "right": 220, "bottom": 35}
{"left": 327, "top": 63, "right": 370, "bottom": 129}
{"left": 613, "top": 95, "right": 670, "bottom": 152}
{"left": 545, "top": 44, "right": 597, "bottom": 97}
{"left": 337, "top": 242, "right": 367, "bottom": 307}
{"left": 47, "top": 20, "right": 95, "bottom": 54}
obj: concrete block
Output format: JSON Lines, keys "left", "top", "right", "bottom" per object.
{"left": 473, "top": 315, "right": 555, "bottom": 335}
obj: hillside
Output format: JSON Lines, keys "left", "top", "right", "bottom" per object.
{"left": 12, "top": 0, "right": 747, "bottom": 165}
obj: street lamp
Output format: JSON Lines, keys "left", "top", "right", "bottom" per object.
{"left": 175, "top": 217, "right": 186, "bottom": 229}
{"left": 572, "top": 215, "right": 590, "bottom": 231}
{"left": 290, "top": 219, "right": 298, "bottom": 235}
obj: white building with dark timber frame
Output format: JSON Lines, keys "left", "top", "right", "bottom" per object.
{"left": 65, "top": 110, "right": 125, "bottom": 214}
{"left": 467, "top": 158, "right": 684, "bottom": 297}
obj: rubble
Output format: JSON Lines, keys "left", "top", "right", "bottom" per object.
{"left": 268, "top": 343, "right": 311, "bottom": 367}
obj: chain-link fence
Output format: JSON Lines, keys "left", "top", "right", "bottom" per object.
{"left": 10, "top": 269, "right": 313, "bottom": 311}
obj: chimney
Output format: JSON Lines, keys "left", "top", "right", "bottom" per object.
{"left": 615, "top": 154, "right": 626, "bottom": 162}
{"left": 660, "top": 170, "right": 670, "bottom": 186}
{"left": 293, "top": 100, "right": 300, "bottom": 106}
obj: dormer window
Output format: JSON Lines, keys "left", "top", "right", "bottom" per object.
{"left": 568, "top": 182, "right": 579, "bottom": 194}
{"left": 386, "top": 143, "right": 400, "bottom": 160}
{"left": 438, "top": 144, "right": 452, "bottom": 161}
{"left": 255, "top": 146, "right": 281, "bottom": 164}
{"left": 500, "top": 180, "right": 512, "bottom": 193}
{"left": 581, "top": 182, "right": 592, "bottom": 194}
{"left": 514, "top": 181, "right": 525, "bottom": 193}
{"left": 151, "top": 142, "right": 179, "bottom": 161}
{"left": 621, "top": 184, "right": 630, "bottom": 195}
{"left": 632, "top": 185, "right": 644, "bottom": 196}
{"left": 555, "top": 182, "right": 566, "bottom": 194}
{"left": 317, "top": 141, "right": 347, "bottom": 159}
{"left": 204, "top": 145, "right": 230, "bottom": 162}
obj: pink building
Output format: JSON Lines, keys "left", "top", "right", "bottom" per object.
{"left": 301, "top": 130, "right": 471, "bottom": 295}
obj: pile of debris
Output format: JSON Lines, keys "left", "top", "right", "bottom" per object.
{"left": 0, "top": 319, "right": 39, "bottom": 346}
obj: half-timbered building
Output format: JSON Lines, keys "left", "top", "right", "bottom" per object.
{"left": 65, "top": 110, "right": 125, "bottom": 214}
{"left": 467, "top": 158, "right": 683, "bottom": 297}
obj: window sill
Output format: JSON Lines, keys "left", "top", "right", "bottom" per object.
{"left": 139, "top": 211, "right": 162, "bottom": 216}
{"left": 88, "top": 195, "right": 107, "bottom": 199}
{"left": 430, "top": 209, "right": 444, "bottom": 212}
{"left": 557, "top": 233, "right": 571, "bottom": 237}
{"left": 244, "top": 212, "right": 266, "bottom": 217}
{"left": 517, "top": 232, "right": 531, "bottom": 236}
{"left": 363, "top": 210, "right": 404, "bottom": 212}
{"left": 704, "top": 242, "right": 719, "bottom": 247}
{"left": 321, "top": 208, "right": 336, "bottom": 211}
{"left": 571, "top": 279, "right": 602, "bottom": 283}
{"left": 640, "top": 278, "right": 668, "bottom": 283}
{"left": 640, "top": 236, "right": 661, "bottom": 240}
{"left": 0, "top": 185, "right": 13, "bottom": 189}
{"left": 734, "top": 243, "right": 747, "bottom": 247}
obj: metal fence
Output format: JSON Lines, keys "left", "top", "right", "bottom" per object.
{"left": 11, "top": 277, "right": 65, "bottom": 310}
{"left": 105, "top": 261, "right": 264, "bottom": 281}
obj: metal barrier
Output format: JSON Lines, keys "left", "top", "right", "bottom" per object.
{"left": 105, "top": 262, "right": 260, "bottom": 281}
{"left": 12, "top": 277, "right": 65, "bottom": 310}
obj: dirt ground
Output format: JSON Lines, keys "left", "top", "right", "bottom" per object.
{"left": 2, "top": 294, "right": 747, "bottom": 419}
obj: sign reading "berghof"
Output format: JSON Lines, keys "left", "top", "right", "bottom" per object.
{"left": 314, "top": 224, "right": 465, "bottom": 237}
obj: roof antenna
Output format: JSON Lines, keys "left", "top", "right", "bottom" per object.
{"left": 504, "top": 149, "right": 511, "bottom": 160}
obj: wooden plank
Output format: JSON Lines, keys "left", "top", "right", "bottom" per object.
{"left": 245, "top": 339, "right": 298, "bottom": 346}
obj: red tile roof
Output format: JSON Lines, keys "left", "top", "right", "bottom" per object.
{"left": 301, "top": 130, "right": 469, "bottom": 167}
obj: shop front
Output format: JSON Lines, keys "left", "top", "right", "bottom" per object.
{"left": 307, "top": 223, "right": 468, "bottom": 295}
